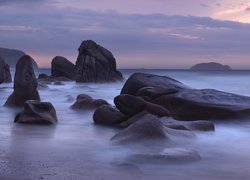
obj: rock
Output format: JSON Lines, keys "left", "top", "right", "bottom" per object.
{"left": 5, "top": 55, "right": 40, "bottom": 107}
{"left": 114, "top": 94, "right": 169, "bottom": 117}
{"left": 93, "top": 105, "right": 127, "bottom": 125}
{"left": 111, "top": 114, "right": 169, "bottom": 144}
{"left": 14, "top": 100, "right": 57, "bottom": 124}
{"left": 71, "top": 94, "right": 109, "bottom": 110}
{"left": 190, "top": 62, "right": 232, "bottom": 70}
{"left": 126, "top": 148, "right": 201, "bottom": 164}
{"left": 38, "top": 73, "right": 49, "bottom": 79}
{"left": 0, "top": 48, "right": 38, "bottom": 68}
{"left": 51, "top": 56, "right": 75, "bottom": 79}
{"left": 153, "top": 88, "right": 250, "bottom": 120}
{"left": 53, "top": 81, "right": 64, "bottom": 85}
{"left": 121, "top": 73, "right": 188, "bottom": 96}
{"left": 75, "top": 40, "right": 123, "bottom": 83}
{"left": 0, "top": 57, "right": 12, "bottom": 83}
{"left": 160, "top": 117, "right": 215, "bottom": 131}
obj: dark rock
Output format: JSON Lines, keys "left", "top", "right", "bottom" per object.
{"left": 5, "top": 55, "right": 40, "bottom": 107}
{"left": 14, "top": 100, "right": 57, "bottom": 124}
{"left": 51, "top": 56, "right": 75, "bottom": 79}
{"left": 153, "top": 88, "right": 250, "bottom": 120}
{"left": 121, "top": 73, "right": 188, "bottom": 96}
{"left": 190, "top": 62, "right": 232, "bottom": 70}
{"left": 126, "top": 148, "right": 201, "bottom": 164}
{"left": 71, "top": 94, "right": 109, "bottom": 110}
{"left": 160, "top": 117, "right": 215, "bottom": 131}
{"left": 53, "top": 81, "right": 64, "bottom": 85}
{"left": 114, "top": 94, "right": 169, "bottom": 117}
{"left": 111, "top": 114, "right": 169, "bottom": 144}
{"left": 75, "top": 40, "right": 123, "bottom": 83}
{"left": 93, "top": 104, "right": 127, "bottom": 125}
{"left": 38, "top": 73, "right": 49, "bottom": 79}
{"left": 0, "top": 57, "right": 12, "bottom": 83}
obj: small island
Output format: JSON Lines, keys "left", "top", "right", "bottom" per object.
{"left": 190, "top": 62, "right": 232, "bottom": 70}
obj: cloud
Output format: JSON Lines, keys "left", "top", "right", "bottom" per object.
{"left": 245, "top": 7, "right": 250, "bottom": 11}
{"left": 0, "top": 2, "right": 250, "bottom": 68}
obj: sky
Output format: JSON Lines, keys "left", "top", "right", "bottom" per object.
{"left": 0, "top": 0, "right": 250, "bottom": 69}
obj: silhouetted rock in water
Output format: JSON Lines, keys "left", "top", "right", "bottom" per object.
{"left": 111, "top": 114, "right": 169, "bottom": 144}
{"left": 0, "top": 57, "right": 12, "bottom": 84}
{"left": 71, "top": 94, "right": 109, "bottom": 110}
{"left": 93, "top": 104, "right": 127, "bottom": 125}
{"left": 38, "top": 73, "right": 49, "bottom": 79}
{"left": 114, "top": 94, "right": 170, "bottom": 117}
{"left": 14, "top": 100, "right": 57, "bottom": 124}
{"left": 120, "top": 73, "right": 250, "bottom": 120}
{"left": 51, "top": 56, "right": 76, "bottom": 79}
{"left": 126, "top": 148, "right": 201, "bottom": 164}
{"left": 121, "top": 73, "right": 188, "bottom": 96}
{"left": 190, "top": 62, "right": 232, "bottom": 70}
{"left": 0, "top": 48, "right": 38, "bottom": 68}
{"left": 5, "top": 55, "right": 40, "bottom": 107}
{"left": 160, "top": 117, "right": 215, "bottom": 131}
{"left": 75, "top": 40, "right": 123, "bottom": 82}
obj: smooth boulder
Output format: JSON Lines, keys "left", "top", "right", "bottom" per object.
{"left": 75, "top": 40, "right": 123, "bottom": 83}
{"left": 0, "top": 57, "right": 12, "bottom": 84}
{"left": 5, "top": 55, "right": 40, "bottom": 107}
{"left": 51, "top": 56, "right": 75, "bottom": 79}
{"left": 15, "top": 100, "right": 57, "bottom": 124}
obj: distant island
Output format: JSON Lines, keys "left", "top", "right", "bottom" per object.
{"left": 0, "top": 48, "right": 38, "bottom": 68}
{"left": 190, "top": 62, "right": 232, "bottom": 70}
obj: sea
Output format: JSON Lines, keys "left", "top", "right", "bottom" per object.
{"left": 1, "top": 69, "right": 250, "bottom": 180}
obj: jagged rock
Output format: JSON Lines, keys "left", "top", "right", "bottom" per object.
{"left": 75, "top": 40, "right": 123, "bottom": 83}
{"left": 71, "top": 94, "right": 109, "bottom": 110}
{"left": 0, "top": 57, "right": 12, "bottom": 83}
{"left": 51, "top": 56, "right": 75, "bottom": 79}
{"left": 93, "top": 104, "right": 127, "bottom": 125}
{"left": 160, "top": 117, "right": 215, "bottom": 131}
{"left": 5, "top": 55, "right": 40, "bottom": 107}
{"left": 14, "top": 100, "right": 57, "bottom": 124}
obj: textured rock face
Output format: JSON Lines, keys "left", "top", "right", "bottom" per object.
{"left": 75, "top": 40, "right": 123, "bottom": 83}
{"left": 5, "top": 55, "right": 40, "bottom": 107}
{"left": 0, "top": 57, "right": 12, "bottom": 84}
{"left": 15, "top": 100, "right": 57, "bottom": 124}
{"left": 190, "top": 62, "right": 231, "bottom": 70}
{"left": 120, "top": 73, "right": 250, "bottom": 120}
{"left": 51, "top": 56, "right": 75, "bottom": 79}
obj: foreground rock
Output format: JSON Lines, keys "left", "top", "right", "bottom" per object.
{"left": 15, "top": 100, "right": 57, "bottom": 124}
{"left": 5, "top": 55, "right": 40, "bottom": 107}
{"left": 71, "top": 94, "right": 109, "bottom": 110}
{"left": 190, "top": 62, "right": 231, "bottom": 70}
{"left": 126, "top": 148, "right": 201, "bottom": 164}
{"left": 51, "top": 56, "right": 75, "bottom": 80}
{"left": 121, "top": 73, "right": 250, "bottom": 120}
{"left": 0, "top": 57, "right": 12, "bottom": 83}
{"left": 75, "top": 40, "right": 123, "bottom": 83}
{"left": 93, "top": 104, "right": 127, "bottom": 125}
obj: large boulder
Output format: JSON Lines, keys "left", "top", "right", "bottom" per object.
{"left": 5, "top": 55, "right": 40, "bottom": 107}
{"left": 0, "top": 57, "right": 12, "bottom": 83}
{"left": 121, "top": 73, "right": 188, "bottom": 96}
{"left": 14, "top": 100, "right": 57, "bottom": 125}
{"left": 121, "top": 73, "right": 250, "bottom": 120}
{"left": 75, "top": 40, "right": 123, "bottom": 83}
{"left": 51, "top": 56, "right": 75, "bottom": 79}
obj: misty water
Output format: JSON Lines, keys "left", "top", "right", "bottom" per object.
{"left": 1, "top": 69, "right": 250, "bottom": 179}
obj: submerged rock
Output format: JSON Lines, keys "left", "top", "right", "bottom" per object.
{"left": 5, "top": 55, "right": 40, "bottom": 107}
{"left": 15, "top": 100, "right": 57, "bottom": 124}
{"left": 51, "top": 56, "right": 75, "bottom": 80}
{"left": 93, "top": 104, "right": 127, "bottom": 125}
{"left": 126, "top": 148, "right": 201, "bottom": 164}
{"left": 75, "top": 40, "right": 123, "bottom": 83}
{"left": 0, "top": 57, "right": 12, "bottom": 84}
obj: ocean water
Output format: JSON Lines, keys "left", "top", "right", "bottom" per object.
{"left": 1, "top": 69, "right": 250, "bottom": 179}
